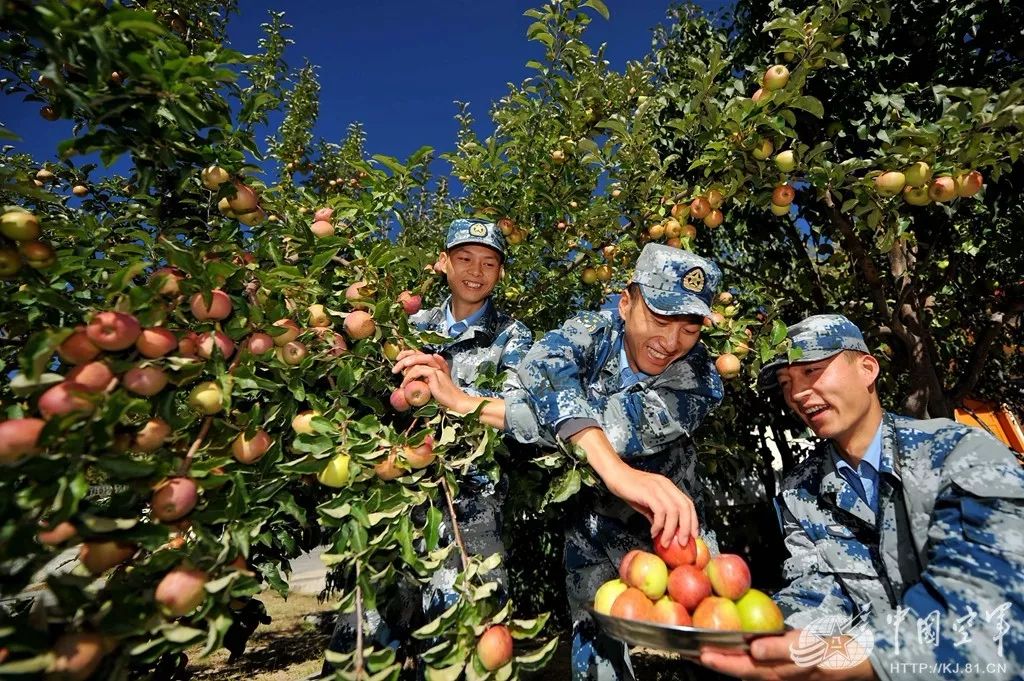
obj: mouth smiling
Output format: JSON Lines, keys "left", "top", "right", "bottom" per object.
{"left": 462, "top": 281, "right": 483, "bottom": 290}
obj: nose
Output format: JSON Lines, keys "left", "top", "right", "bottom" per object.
{"left": 467, "top": 259, "right": 482, "bottom": 276}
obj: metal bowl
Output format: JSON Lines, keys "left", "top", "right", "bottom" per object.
{"left": 588, "top": 607, "right": 784, "bottom": 656}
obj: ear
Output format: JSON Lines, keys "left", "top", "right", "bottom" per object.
{"left": 499, "top": 265, "right": 505, "bottom": 280}
{"left": 859, "top": 353, "right": 881, "bottom": 386}
{"left": 618, "top": 287, "right": 632, "bottom": 321}
{"left": 437, "top": 251, "right": 449, "bottom": 271}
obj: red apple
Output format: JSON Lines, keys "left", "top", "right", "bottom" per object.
{"left": 200, "top": 165, "right": 230, "bottom": 190}
{"left": 151, "top": 477, "right": 198, "bottom": 522}
{"left": 345, "top": 280, "right": 372, "bottom": 310}
{"left": 134, "top": 418, "right": 171, "bottom": 452}
{"left": 244, "top": 332, "right": 274, "bottom": 355}
{"left": 476, "top": 624, "right": 513, "bottom": 671}
{"left": 404, "top": 380, "right": 431, "bottom": 407}
{"left": 197, "top": 331, "right": 235, "bottom": 360}
{"left": 20, "top": 240, "right": 57, "bottom": 269}
{"left": 38, "top": 520, "right": 78, "bottom": 546}
{"left": 155, "top": 567, "right": 208, "bottom": 617}
{"left": 626, "top": 551, "right": 669, "bottom": 600}
{"left": 150, "top": 268, "right": 183, "bottom": 296}
{"left": 875, "top": 171, "right": 906, "bottom": 196}
{"left": 277, "top": 341, "right": 308, "bottom": 365}
{"left": 291, "top": 410, "right": 319, "bottom": 434}
{"left": 86, "top": 312, "right": 140, "bottom": 351}
{"left": 715, "top": 353, "right": 741, "bottom": 379}
{"left": 66, "top": 362, "right": 116, "bottom": 393}
{"left": 667, "top": 564, "right": 713, "bottom": 612}
{"left": 177, "top": 331, "right": 201, "bottom": 358}
{"left": 123, "top": 367, "right": 168, "bottom": 396}
{"left": 390, "top": 388, "right": 411, "bottom": 412}
{"left": 310, "top": 220, "right": 335, "bottom": 238}
{"left": 79, "top": 540, "right": 135, "bottom": 575}
{"left": 655, "top": 534, "right": 696, "bottom": 568}
{"left": 706, "top": 554, "right": 751, "bottom": 600}
{"left": 314, "top": 207, "right": 334, "bottom": 222}
{"left": 771, "top": 184, "right": 795, "bottom": 206}
{"left": 136, "top": 328, "right": 178, "bottom": 358}
{"left": 272, "top": 318, "right": 301, "bottom": 346}
{"left": 693, "top": 536, "right": 711, "bottom": 569}
{"left": 619, "top": 549, "right": 642, "bottom": 583}
{"left": 398, "top": 290, "right": 422, "bottom": 315}
{"left": 692, "top": 596, "right": 743, "bottom": 630}
{"left": 652, "top": 596, "right": 692, "bottom": 626}
{"left": 344, "top": 310, "right": 376, "bottom": 340}
{"left": 689, "top": 197, "right": 710, "bottom": 220}
{"left": 751, "top": 87, "right": 766, "bottom": 103}
{"left": 47, "top": 632, "right": 105, "bottom": 681}
{"left": 189, "top": 289, "right": 232, "bottom": 321}
{"left": 39, "top": 382, "right": 95, "bottom": 419}
{"left": 374, "top": 451, "right": 406, "bottom": 480}
{"left": 610, "top": 587, "right": 655, "bottom": 622}
{"left": 402, "top": 435, "right": 435, "bottom": 469}
{"left": 928, "top": 176, "right": 957, "bottom": 203}
{"left": 0, "top": 418, "right": 46, "bottom": 464}
{"left": 232, "top": 429, "right": 272, "bottom": 464}
{"left": 58, "top": 327, "right": 101, "bottom": 365}
{"left": 227, "top": 182, "right": 259, "bottom": 214}
{"left": 703, "top": 209, "right": 724, "bottom": 229}
{"left": 956, "top": 170, "right": 983, "bottom": 197}
{"left": 308, "top": 304, "right": 331, "bottom": 328}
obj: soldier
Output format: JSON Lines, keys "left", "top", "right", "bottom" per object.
{"left": 400, "top": 243, "right": 725, "bottom": 680}
{"left": 699, "top": 314, "right": 1024, "bottom": 680}
{"left": 319, "top": 218, "right": 532, "bottom": 677}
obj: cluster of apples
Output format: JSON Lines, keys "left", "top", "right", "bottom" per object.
{"left": 0, "top": 207, "right": 57, "bottom": 276}
{"left": 593, "top": 537, "right": 784, "bottom": 633}
{"left": 203, "top": 165, "right": 266, "bottom": 227}
{"left": 497, "top": 217, "right": 528, "bottom": 246}
{"left": 874, "top": 163, "right": 983, "bottom": 206}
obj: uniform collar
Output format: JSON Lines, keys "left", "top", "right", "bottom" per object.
{"left": 444, "top": 297, "right": 491, "bottom": 335}
{"left": 833, "top": 420, "right": 883, "bottom": 478}
{"left": 618, "top": 340, "right": 650, "bottom": 389}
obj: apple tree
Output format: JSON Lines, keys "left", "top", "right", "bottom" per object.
{"left": 0, "top": 2, "right": 555, "bottom": 679}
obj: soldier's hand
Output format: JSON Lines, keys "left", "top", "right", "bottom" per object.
{"left": 392, "top": 351, "right": 450, "bottom": 377}
{"left": 400, "top": 364, "right": 468, "bottom": 413}
{"left": 604, "top": 466, "right": 699, "bottom": 548}
{"left": 699, "top": 630, "right": 877, "bottom": 680}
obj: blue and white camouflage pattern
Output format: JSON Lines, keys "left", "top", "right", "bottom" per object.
{"left": 444, "top": 217, "right": 507, "bottom": 258}
{"left": 757, "top": 313, "right": 870, "bottom": 390}
{"left": 631, "top": 243, "right": 721, "bottom": 318}
{"left": 775, "top": 413, "right": 1024, "bottom": 680}
{"left": 507, "top": 308, "right": 724, "bottom": 680}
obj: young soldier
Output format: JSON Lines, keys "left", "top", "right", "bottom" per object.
{"left": 699, "top": 314, "right": 1024, "bottom": 681}
{"left": 398, "top": 243, "right": 725, "bottom": 680}
{"left": 320, "top": 218, "right": 532, "bottom": 676}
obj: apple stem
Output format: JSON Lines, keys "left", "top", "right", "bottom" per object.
{"left": 402, "top": 419, "right": 418, "bottom": 436}
{"left": 178, "top": 417, "right": 212, "bottom": 476}
{"left": 354, "top": 560, "right": 365, "bottom": 679}
{"left": 440, "top": 475, "right": 470, "bottom": 574}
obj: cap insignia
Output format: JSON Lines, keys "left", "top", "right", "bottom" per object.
{"left": 682, "top": 268, "right": 705, "bottom": 293}
{"left": 469, "top": 223, "right": 488, "bottom": 237}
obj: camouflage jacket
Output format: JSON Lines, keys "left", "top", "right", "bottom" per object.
{"left": 775, "top": 412, "right": 1024, "bottom": 680}
{"left": 409, "top": 296, "right": 532, "bottom": 398}
{"left": 505, "top": 309, "right": 723, "bottom": 459}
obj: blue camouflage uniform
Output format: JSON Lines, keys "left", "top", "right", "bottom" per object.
{"left": 505, "top": 244, "right": 725, "bottom": 681}
{"left": 760, "top": 314, "right": 1024, "bottom": 680}
{"left": 323, "top": 219, "right": 532, "bottom": 674}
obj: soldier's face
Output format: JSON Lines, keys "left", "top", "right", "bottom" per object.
{"left": 440, "top": 244, "right": 502, "bottom": 306}
{"left": 618, "top": 289, "right": 703, "bottom": 375}
{"left": 776, "top": 352, "right": 880, "bottom": 442}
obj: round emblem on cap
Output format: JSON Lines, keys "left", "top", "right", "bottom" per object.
{"left": 469, "top": 223, "right": 488, "bottom": 237}
{"left": 682, "top": 268, "right": 706, "bottom": 293}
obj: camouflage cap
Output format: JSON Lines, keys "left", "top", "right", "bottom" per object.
{"left": 631, "top": 243, "right": 721, "bottom": 317}
{"left": 757, "top": 313, "right": 870, "bottom": 391}
{"left": 445, "top": 218, "right": 506, "bottom": 258}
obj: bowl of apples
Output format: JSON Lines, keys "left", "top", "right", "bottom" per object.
{"left": 589, "top": 538, "right": 786, "bottom": 655}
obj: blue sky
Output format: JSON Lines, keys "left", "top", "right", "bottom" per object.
{"left": 4, "top": 1, "right": 729, "bottom": 182}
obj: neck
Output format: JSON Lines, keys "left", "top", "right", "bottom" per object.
{"left": 450, "top": 297, "right": 486, "bottom": 322}
{"left": 834, "top": 402, "right": 883, "bottom": 466}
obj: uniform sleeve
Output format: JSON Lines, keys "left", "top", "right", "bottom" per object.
{"left": 599, "top": 346, "right": 723, "bottom": 458}
{"left": 772, "top": 499, "right": 859, "bottom": 628}
{"left": 508, "top": 316, "right": 598, "bottom": 444}
{"left": 867, "top": 431, "right": 1024, "bottom": 681}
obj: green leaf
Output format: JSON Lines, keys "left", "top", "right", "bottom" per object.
{"left": 544, "top": 469, "right": 581, "bottom": 506}
{"left": 582, "top": 0, "right": 610, "bottom": 20}
{"left": 789, "top": 96, "right": 824, "bottom": 118}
